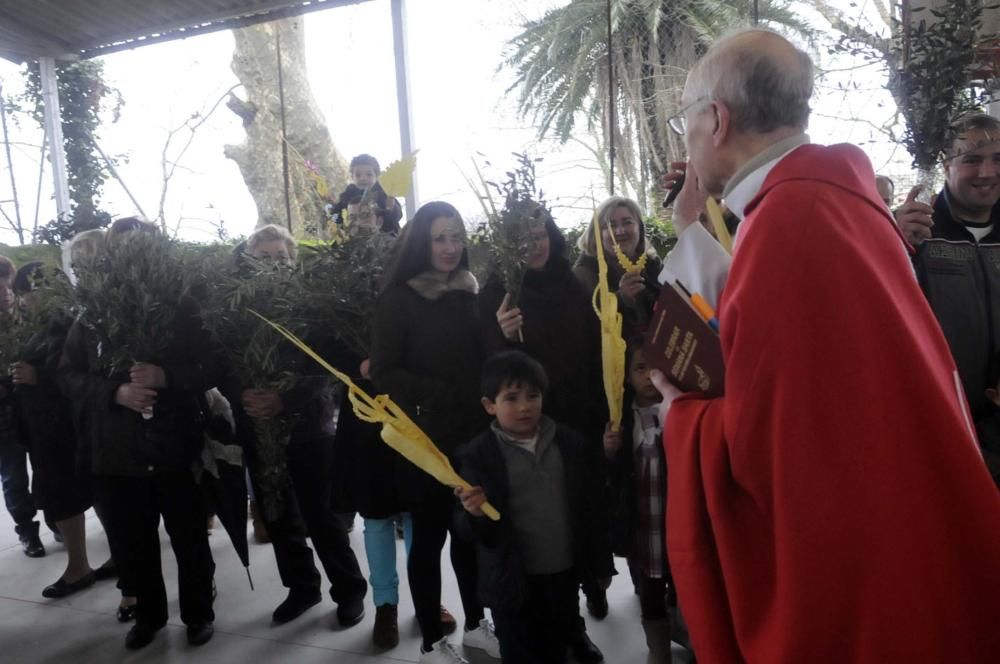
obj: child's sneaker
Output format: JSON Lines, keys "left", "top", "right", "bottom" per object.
{"left": 462, "top": 618, "right": 500, "bottom": 658}
{"left": 418, "top": 637, "right": 468, "bottom": 664}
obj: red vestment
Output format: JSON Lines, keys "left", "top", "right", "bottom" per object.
{"left": 666, "top": 144, "right": 1000, "bottom": 664}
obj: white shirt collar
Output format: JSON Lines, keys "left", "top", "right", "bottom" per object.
{"left": 723, "top": 134, "right": 810, "bottom": 220}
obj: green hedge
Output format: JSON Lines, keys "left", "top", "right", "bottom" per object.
{"left": 0, "top": 244, "right": 62, "bottom": 267}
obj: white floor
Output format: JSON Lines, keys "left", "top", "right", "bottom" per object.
{"left": 0, "top": 504, "right": 693, "bottom": 663}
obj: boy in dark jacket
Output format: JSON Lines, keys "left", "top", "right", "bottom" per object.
{"left": 456, "top": 351, "right": 615, "bottom": 664}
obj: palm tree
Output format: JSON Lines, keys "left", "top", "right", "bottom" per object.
{"left": 502, "top": 0, "right": 813, "bottom": 211}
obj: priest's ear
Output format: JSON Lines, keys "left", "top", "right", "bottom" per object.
{"left": 711, "top": 100, "right": 731, "bottom": 148}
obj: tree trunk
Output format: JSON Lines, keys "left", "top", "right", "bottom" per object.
{"left": 225, "top": 18, "right": 348, "bottom": 237}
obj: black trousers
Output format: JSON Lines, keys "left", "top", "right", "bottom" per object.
{"left": 407, "top": 488, "right": 482, "bottom": 648}
{"left": 252, "top": 436, "right": 367, "bottom": 604}
{"left": 94, "top": 471, "right": 215, "bottom": 629}
{"left": 493, "top": 568, "right": 578, "bottom": 664}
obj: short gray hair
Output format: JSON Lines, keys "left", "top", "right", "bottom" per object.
{"left": 247, "top": 223, "right": 298, "bottom": 260}
{"left": 691, "top": 29, "right": 813, "bottom": 133}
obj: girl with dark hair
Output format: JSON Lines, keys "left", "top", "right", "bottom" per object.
{"left": 479, "top": 215, "right": 610, "bottom": 663}
{"left": 574, "top": 196, "right": 662, "bottom": 337}
{"left": 370, "top": 201, "right": 496, "bottom": 664}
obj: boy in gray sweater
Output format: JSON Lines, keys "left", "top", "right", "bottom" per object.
{"left": 457, "top": 351, "right": 614, "bottom": 664}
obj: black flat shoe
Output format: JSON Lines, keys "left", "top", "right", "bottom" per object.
{"left": 117, "top": 604, "right": 137, "bottom": 623}
{"left": 570, "top": 632, "right": 605, "bottom": 663}
{"left": 42, "top": 572, "right": 96, "bottom": 598}
{"left": 125, "top": 624, "right": 159, "bottom": 650}
{"left": 187, "top": 622, "right": 214, "bottom": 646}
{"left": 94, "top": 559, "right": 118, "bottom": 581}
{"left": 272, "top": 588, "right": 322, "bottom": 624}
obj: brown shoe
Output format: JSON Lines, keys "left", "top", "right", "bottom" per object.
{"left": 372, "top": 604, "right": 399, "bottom": 650}
{"left": 440, "top": 605, "right": 457, "bottom": 635}
{"left": 249, "top": 500, "right": 270, "bottom": 544}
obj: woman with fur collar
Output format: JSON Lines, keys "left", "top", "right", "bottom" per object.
{"left": 370, "top": 201, "right": 496, "bottom": 663}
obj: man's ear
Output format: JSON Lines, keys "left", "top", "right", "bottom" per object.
{"left": 375, "top": 215, "right": 384, "bottom": 229}
{"left": 712, "top": 101, "right": 730, "bottom": 149}
{"left": 481, "top": 397, "right": 497, "bottom": 416}
{"left": 986, "top": 387, "right": 999, "bottom": 405}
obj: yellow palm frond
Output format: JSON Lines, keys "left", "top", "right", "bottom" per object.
{"left": 705, "top": 197, "right": 733, "bottom": 254}
{"left": 379, "top": 151, "right": 419, "bottom": 199}
{"left": 250, "top": 311, "right": 500, "bottom": 521}
{"left": 591, "top": 213, "right": 626, "bottom": 432}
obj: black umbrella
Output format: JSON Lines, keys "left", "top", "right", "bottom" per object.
{"left": 198, "top": 401, "right": 253, "bottom": 589}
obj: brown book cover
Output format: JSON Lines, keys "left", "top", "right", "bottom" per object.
{"left": 644, "top": 283, "right": 725, "bottom": 397}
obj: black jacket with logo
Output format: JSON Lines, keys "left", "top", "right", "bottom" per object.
{"left": 915, "top": 188, "right": 1000, "bottom": 483}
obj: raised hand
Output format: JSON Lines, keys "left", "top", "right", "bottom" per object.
{"left": 894, "top": 185, "right": 936, "bottom": 246}
{"left": 496, "top": 292, "right": 524, "bottom": 342}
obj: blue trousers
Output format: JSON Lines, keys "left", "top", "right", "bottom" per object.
{"left": 363, "top": 514, "right": 412, "bottom": 607}
{"left": 0, "top": 434, "right": 36, "bottom": 532}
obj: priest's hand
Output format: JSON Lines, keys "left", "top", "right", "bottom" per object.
{"left": 455, "top": 485, "right": 487, "bottom": 517}
{"left": 116, "top": 383, "right": 157, "bottom": 414}
{"left": 11, "top": 362, "right": 37, "bottom": 386}
{"left": 130, "top": 362, "right": 167, "bottom": 389}
{"left": 895, "top": 185, "right": 935, "bottom": 246}
{"left": 603, "top": 423, "right": 623, "bottom": 459}
{"left": 496, "top": 293, "right": 524, "bottom": 342}
{"left": 664, "top": 160, "right": 707, "bottom": 235}
{"left": 650, "top": 369, "right": 683, "bottom": 426}
{"left": 242, "top": 389, "right": 284, "bottom": 419}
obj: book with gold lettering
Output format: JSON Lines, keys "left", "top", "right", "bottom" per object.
{"left": 644, "top": 282, "right": 725, "bottom": 397}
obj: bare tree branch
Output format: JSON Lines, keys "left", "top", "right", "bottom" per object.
{"left": 156, "top": 83, "right": 242, "bottom": 231}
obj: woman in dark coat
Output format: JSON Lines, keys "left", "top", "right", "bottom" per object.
{"left": 370, "top": 201, "right": 496, "bottom": 661}
{"left": 574, "top": 196, "right": 662, "bottom": 338}
{"left": 11, "top": 263, "right": 95, "bottom": 599}
{"left": 58, "top": 219, "right": 220, "bottom": 651}
{"left": 480, "top": 215, "right": 605, "bottom": 440}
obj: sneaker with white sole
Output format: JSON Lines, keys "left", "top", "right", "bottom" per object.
{"left": 462, "top": 618, "right": 501, "bottom": 658}
{"left": 419, "top": 636, "right": 469, "bottom": 664}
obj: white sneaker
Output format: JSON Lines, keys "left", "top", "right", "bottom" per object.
{"left": 419, "top": 637, "right": 469, "bottom": 664}
{"left": 462, "top": 618, "right": 501, "bottom": 658}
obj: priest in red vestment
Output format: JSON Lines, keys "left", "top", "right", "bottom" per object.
{"left": 655, "top": 29, "right": 1000, "bottom": 664}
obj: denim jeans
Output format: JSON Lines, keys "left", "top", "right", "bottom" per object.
{"left": 363, "top": 514, "right": 412, "bottom": 607}
{"left": 0, "top": 435, "right": 36, "bottom": 531}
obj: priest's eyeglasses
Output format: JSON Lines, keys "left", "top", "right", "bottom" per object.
{"left": 668, "top": 96, "right": 710, "bottom": 136}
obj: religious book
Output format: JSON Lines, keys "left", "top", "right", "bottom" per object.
{"left": 644, "top": 282, "right": 725, "bottom": 397}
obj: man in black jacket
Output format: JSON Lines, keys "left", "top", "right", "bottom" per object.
{"left": 896, "top": 112, "right": 1000, "bottom": 488}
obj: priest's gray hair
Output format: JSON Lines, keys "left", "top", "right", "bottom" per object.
{"left": 688, "top": 28, "right": 813, "bottom": 133}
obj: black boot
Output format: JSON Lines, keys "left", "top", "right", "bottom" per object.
{"left": 16, "top": 522, "right": 45, "bottom": 558}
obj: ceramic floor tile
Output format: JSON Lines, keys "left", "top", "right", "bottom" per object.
{"left": 0, "top": 494, "right": 683, "bottom": 663}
